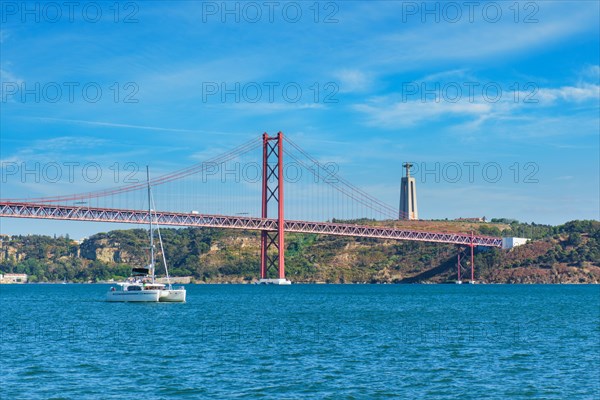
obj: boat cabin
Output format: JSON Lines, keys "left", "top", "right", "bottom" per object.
{"left": 112, "top": 282, "right": 165, "bottom": 292}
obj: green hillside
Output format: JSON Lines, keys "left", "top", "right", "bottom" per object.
{"left": 1, "top": 220, "right": 598, "bottom": 284}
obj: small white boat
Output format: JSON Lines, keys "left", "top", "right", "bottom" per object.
{"left": 257, "top": 278, "right": 292, "bottom": 285}
{"left": 106, "top": 167, "right": 186, "bottom": 303}
{"left": 107, "top": 281, "right": 187, "bottom": 303}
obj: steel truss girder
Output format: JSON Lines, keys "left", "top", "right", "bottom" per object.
{"left": 282, "top": 220, "right": 502, "bottom": 247}
{"left": 0, "top": 202, "right": 503, "bottom": 247}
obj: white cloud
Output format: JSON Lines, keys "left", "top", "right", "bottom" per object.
{"left": 334, "top": 69, "right": 371, "bottom": 93}
{"left": 224, "top": 102, "right": 326, "bottom": 114}
{"left": 0, "top": 68, "right": 24, "bottom": 100}
{"left": 328, "top": 2, "right": 599, "bottom": 78}
{"left": 354, "top": 77, "right": 600, "bottom": 130}
{"left": 35, "top": 136, "right": 106, "bottom": 152}
{"left": 34, "top": 117, "right": 236, "bottom": 136}
{"left": 581, "top": 65, "right": 600, "bottom": 80}
{"left": 355, "top": 98, "right": 492, "bottom": 128}
{"left": 0, "top": 136, "right": 107, "bottom": 164}
{"left": 419, "top": 69, "right": 472, "bottom": 82}
{"left": 0, "top": 68, "right": 21, "bottom": 82}
{"left": 536, "top": 84, "right": 600, "bottom": 104}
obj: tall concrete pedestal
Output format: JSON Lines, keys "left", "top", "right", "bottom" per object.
{"left": 400, "top": 163, "right": 418, "bottom": 220}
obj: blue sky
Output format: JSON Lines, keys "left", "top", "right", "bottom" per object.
{"left": 1, "top": 1, "right": 599, "bottom": 238}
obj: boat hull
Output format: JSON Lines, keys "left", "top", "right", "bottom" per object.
{"left": 159, "top": 289, "right": 186, "bottom": 302}
{"left": 106, "top": 290, "right": 161, "bottom": 302}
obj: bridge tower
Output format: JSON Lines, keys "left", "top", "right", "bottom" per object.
{"left": 259, "top": 132, "right": 291, "bottom": 285}
{"left": 400, "top": 163, "right": 418, "bottom": 220}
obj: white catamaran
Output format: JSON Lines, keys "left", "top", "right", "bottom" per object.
{"left": 106, "top": 168, "right": 186, "bottom": 303}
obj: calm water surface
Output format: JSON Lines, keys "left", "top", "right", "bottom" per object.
{"left": 1, "top": 284, "right": 599, "bottom": 399}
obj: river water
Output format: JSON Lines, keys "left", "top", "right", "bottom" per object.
{"left": 1, "top": 284, "right": 598, "bottom": 399}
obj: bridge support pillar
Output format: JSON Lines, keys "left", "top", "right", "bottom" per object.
{"left": 259, "top": 132, "right": 290, "bottom": 285}
{"left": 469, "top": 232, "right": 475, "bottom": 284}
{"left": 456, "top": 251, "right": 462, "bottom": 284}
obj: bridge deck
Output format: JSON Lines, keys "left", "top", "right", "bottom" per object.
{"left": 0, "top": 202, "right": 503, "bottom": 247}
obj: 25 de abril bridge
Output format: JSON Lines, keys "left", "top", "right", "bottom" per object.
{"left": 0, "top": 132, "right": 505, "bottom": 284}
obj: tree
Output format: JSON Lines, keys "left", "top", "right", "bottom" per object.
{"left": 567, "top": 233, "right": 582, "bottom": 246}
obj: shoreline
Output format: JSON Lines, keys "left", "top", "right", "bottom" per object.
{"left": 3, "top": 281, "right": 598, "bottom": 285}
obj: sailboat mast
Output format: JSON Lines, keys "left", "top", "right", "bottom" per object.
{"left": 147, "top": 166, "right": 155, "bottom": 282}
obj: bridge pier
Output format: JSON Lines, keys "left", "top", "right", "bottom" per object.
{"left": 469, "top": 231, "right": 475, "bottom": 284}
{"left": 456, "top": 251, "right": 462, "bottom": 284}
{"left": 259, "top": 132, "right": 290, "bottom": 285}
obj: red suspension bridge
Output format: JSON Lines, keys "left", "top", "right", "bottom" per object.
{"left": 0, "top": 132, "right": 502, "bottom": 282}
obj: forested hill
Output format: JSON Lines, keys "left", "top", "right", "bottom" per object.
{"left": 0, "top": 220, "right": 598, "bottom": 284}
